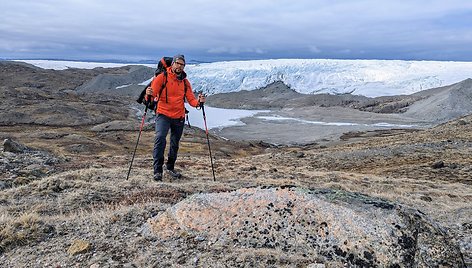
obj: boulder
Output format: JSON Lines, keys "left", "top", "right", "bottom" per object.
{"left": 146, "top": 186, "right": 465, "bottom": 267}
{"left": 3, "top": 138, "right": 28, "bottom": 153}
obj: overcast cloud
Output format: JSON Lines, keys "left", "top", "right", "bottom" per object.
{"left": 1, "top": 0, "right": 471, "bottom": 62}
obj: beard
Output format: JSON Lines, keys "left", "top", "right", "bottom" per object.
{"left": 175, "top": 70, "right": 185, "bottom": 80}
{"left": 173, "top": 66, "right": 183, "bottom": 74}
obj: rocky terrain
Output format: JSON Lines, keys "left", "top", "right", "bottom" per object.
{"left": 0, "top": 61, "right": 471, "bottom": 267}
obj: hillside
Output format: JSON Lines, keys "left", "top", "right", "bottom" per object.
{"left": 404, "top": 78, "right": 472, "bottom": 123}
{"left": 0, "top": 61, "right": 470, "bottom": 266}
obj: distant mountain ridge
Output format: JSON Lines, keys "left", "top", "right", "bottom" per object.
{"left": 76, "top": 65, "right": 153, "bottom": 97}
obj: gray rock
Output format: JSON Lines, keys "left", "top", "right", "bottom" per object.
{"left": 3, "top": 138, "right": 28, "bottom": 153}
{"left": 0, "top": 180, "right": 8, "bottom": 190}
{"left": 431, "top": 160, "right": 445, "bottom": 169}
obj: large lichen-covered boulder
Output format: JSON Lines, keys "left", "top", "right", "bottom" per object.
{"left": 146, "top": 187, "right": 465, "bottom": 267}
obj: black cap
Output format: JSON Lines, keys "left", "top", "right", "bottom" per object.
{"left": 173, "top": 54, "right": 185, "bottom": 64}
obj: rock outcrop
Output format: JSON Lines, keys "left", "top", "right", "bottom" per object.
{"left": 1, "top": 139, "right": 61, "bottom": 189}
{"left": 146, "top": 186, "right": 465, "bottom": 267}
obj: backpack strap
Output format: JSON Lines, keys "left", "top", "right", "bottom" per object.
{"left": 160, "top": 57, "right": 168, "bottom": 68}
{"left": 156, "top": 70, "right": 168, "bottom": 104}
{"left": 183, "top": 79, "right": 191, "bottom": 127}
{"left": 183, "top": 78, "right": 188, "bottom": 99}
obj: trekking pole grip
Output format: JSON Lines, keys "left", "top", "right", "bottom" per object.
{"left": 146, "top": 94, "right": 153, "bottom": 110}
{"left": 198, "top": 90, "right": 205, "bottom": 109}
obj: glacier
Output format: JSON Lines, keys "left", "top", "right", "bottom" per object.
{"left": 186, "top": 59, "right": 472, "bottom": 97}
{"left": 18, "top": 58, "right": 472, "bottom": 98}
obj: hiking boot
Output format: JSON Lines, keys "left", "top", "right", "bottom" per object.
{"left": 153, "top": 173, "right": 163, "bottom": 181}
{"left": 166, "top": 168, "right": 182, "bottom": 179}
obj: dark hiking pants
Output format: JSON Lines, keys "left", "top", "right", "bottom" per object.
{"left": 153, "top": 114, "right": 185, "bottom": 175}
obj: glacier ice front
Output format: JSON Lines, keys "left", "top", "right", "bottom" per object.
{"left": 185, "top": 59, "right": 472, "bottom": 97}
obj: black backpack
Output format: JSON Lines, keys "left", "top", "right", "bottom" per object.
{"left": 136, "top": 57, "right": 173, "bottom": 110}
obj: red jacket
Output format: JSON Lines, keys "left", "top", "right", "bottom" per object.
{"left": 150, "top": 67, "right": 199, "bottom": 119}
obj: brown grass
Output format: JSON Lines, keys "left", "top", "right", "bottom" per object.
{"left": 0, "top": 212, "right": 40, "bottom": 252}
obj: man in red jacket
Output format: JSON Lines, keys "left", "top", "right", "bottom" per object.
{"left": 145, "top": 54, "right": 205, "bottom": 181}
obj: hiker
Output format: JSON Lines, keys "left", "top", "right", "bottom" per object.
{"left": 145, "top": 54, "right": 205, "bottom": 181}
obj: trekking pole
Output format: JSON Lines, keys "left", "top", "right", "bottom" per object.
{"left": 200, "top": 100, "right": 216, "bottom": 181}
{"left": 126, "top": 97, "right": 150, "bottom": 180}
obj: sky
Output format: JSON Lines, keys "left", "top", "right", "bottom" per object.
{"left": 1, "top": 0, "right": 472, "bottom": 62}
